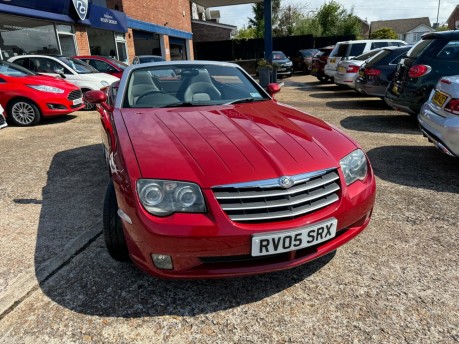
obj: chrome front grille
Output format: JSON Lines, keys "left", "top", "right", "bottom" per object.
{"left": 67, "top": 89, "right": 83, "bottom": 101}
{"left": 213, "top": 169, "right": 341, "bottom": 223}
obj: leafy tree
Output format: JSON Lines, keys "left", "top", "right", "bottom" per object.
{"left": 370, "top": 27, "right": 398, "bottom": 39}
{"left": 435, "top": 24, "right": 449, "bottom": 31}
{"left": 233, "top": 26, "right": 257, "bottom": 40}
{"left": 248, "top": 0, "right": 281, "bottom": 38}
{"left": 315, "top": 1, "right": 361, "bottom": 37}
{"left": 274, "top": 5, "right": 305, "bottom": 37}
{"left": 294, "top": 16, "right": 322, "bottom": 36}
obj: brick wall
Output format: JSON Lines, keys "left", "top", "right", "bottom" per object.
{"left": 74, "top": 25, "right": 91, "bottom": 55}
{"left": 122, "top": 0, "right": 192, "bottom": 33}
{"left": 192, "top": 22, "right": 234, "bottom": 42}
{"left": 126, "top": 28, "right": 136, "bottom": 63}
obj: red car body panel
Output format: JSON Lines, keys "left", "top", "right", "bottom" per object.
{"left": 100, "top": 99, "right": 376, "bottom": 279}
{"left": 0, "top": 74, "right": 84, "bottom": 118}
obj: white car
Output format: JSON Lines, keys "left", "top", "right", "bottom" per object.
{"left": 418, "top": 76, "right": 459, "bottom": 157}
{"left": 325, "top": 39, "right": 407, "bottom": 80}
{"left": 8, "top": 55, "right": 119, "bottom": 110}
{"left": 0, "top": 104, "right": 7, "bottom": 129}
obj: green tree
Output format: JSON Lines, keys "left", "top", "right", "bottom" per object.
{"left": 248, "top": 0, "right": 281, "bottom": 38}
{"left": 274, "top": 5, "right": 305, "bottom": 37}
{"left": 370, "top": 27, "right": 398, "bottom": 39}
{"left": 435, "top": 24, "right": 449, "bottom": 31}
{"left": 233, "top": 26, "right": 257, "bottom": 40}
{"left": 315, "top": 1, "right": 361, "bottom": 37}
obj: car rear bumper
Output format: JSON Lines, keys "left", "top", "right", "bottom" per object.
{"left": 116, "top": 173, "right": 376, "bottom": 279}
{"left": 418, "top": 103, "right": 459, "bottom": 157}
{"left": 384, "top": 82, "right": 429, "bottom": 115}
{"left": 335, "top": 74, "right": 357, "bottom": 88}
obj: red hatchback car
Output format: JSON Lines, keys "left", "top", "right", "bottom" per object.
{"left": 0, "top": 60, "right": 84, "bottom": 126}
{"left": 75, "top": 56, "right": 127, "bottom": 79}
{"left": 86, "top": 61, "right": 376, "bottom": 279}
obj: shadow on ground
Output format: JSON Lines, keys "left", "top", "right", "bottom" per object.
{"left": 367, "top": 145, "right": 459, "bottom": 192}
{"left": 326, "top": 99, "right": 390, "bottom": 110}
{"left": 341, "top": 114, "right": 419, "bottom": 134}
{"left": 34, "top": 144, "right": 335, "bottom": 317}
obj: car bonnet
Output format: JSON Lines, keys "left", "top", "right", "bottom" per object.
{"left": 119, "top": 101, "right": 357, "bottom": 188}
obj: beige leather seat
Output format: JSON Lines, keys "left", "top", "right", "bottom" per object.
{"left": 130, "top": 71, "right": 160, "bottom": 105}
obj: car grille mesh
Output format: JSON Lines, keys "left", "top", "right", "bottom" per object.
{"left": 67, "top": 89, "right": 83, "bottom": 101}
{"left": 213, "top": 169, "right": 341, "bottom": 223}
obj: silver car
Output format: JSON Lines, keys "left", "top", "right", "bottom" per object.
{"left": 418, "top": 76, "right": 459, "bottom": 157}
{"left": 334, "top": 49, "right": 382, "bottom": 89}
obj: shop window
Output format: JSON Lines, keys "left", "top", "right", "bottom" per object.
{"left": 88, "top": 28, "right": 117, "bottom": 58}
{"left": 0, "top": 14, "right": 60, "bottom": 59}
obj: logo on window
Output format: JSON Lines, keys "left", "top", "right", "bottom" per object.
{"left": 72, "top": 0, "right": 89, "bottom": 21}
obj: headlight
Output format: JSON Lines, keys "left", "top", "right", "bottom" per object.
{"left": 27, "top": 85, "right": 64, "bottom": 94}
{"left": 137, "top": 179, "right": 207, "bottom": 216}
{"left": 340, "top": 149, "right": 368, "bottom": 185}
{"left": 100, "top": 80, "right": 110, "bottom": 87}
{"left": 285, "top": 62, "right": 293, "bottom": 66}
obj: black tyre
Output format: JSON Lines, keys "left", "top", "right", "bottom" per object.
{"left": 103, "top": 180, "right": 130, "bottom": 261}
{"left": 8, "top": 99, "right": 41, "bottom": 126}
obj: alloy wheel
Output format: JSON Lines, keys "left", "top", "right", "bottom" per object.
{"left": 11, "top": 101, "right": 37, "bottom": 125}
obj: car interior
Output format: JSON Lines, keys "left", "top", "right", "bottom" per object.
{"left": 125, "top": 65, "right": 266, "bottom": 108}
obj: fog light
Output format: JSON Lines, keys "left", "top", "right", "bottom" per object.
{"left": 151, "top": 254, "right": 173, "bottom": 270}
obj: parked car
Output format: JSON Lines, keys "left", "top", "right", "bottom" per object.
{"left": 270, "top": 51, "right": 293, "bottom": 77}
{"left": 75, "top": 56, "right": 127, "bottom": 79}
{"left": 311, "top": 45, "right": 334, "bottom": 83}
{"left": 418, "top": 76, "right": 459, "bottom": 157}
{"left": 8, "top": 55, "right": 119, "bottom": 110}
{"left": 334, "top": 48, "right": 383, "bottom": 89}
{"left": 132, "top": 55, "right": 165, "bottom": 64}
{"left": 85, "top": 61, "right": 376, "bottom": 279}
{"left": 385, "top": 31, "right": 459, "bottom": 116}
{"left": 0, "top": 104, "right": 7, "bottom": 129}
{"left": 292, "top": 49, "right": 320, "bottom": 74}
{"left": 0, "top": 59, "right": 84, "bottom": 126}
{"left": 355, "top": 45, "right": 413, "bottom": 97}
{"left": 325, "top": 39, "right": 407, "bottom": 81}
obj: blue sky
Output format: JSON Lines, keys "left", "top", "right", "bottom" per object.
{"left": 211, "top": 0, "right": 457, "bottom": 29}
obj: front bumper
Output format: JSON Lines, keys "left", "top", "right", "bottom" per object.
{"left": 116, "top": 171, "right": 376, "bottom": 279}
{"left": 418, "top": 103, "right": 459, "bottom": 157}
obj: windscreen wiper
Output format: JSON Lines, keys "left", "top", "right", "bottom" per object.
{"left": 225, "top": 98, "right": 267, "bottom": 105}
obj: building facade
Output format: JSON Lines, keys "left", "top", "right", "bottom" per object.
{"left": 0, "top": 0, "right": 193, "bottom": 63}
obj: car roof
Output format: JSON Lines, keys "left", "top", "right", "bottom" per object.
{"left": 421, "top": 30, "right": 459, "bottom": 40}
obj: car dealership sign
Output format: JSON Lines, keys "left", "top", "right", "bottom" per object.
{"left": 72, "top": 0, "right": 89, "bottom": 20}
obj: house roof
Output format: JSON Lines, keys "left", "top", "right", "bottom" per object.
{"left": 371, "top": 17, "right": 432, "bottom": 34}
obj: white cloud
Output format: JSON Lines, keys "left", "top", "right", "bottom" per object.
{"left": 212, "top": 0, "right": 457, "bottom": 29}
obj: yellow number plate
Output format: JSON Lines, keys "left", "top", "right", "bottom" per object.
{"left": 432, "top": 91, "right": 448, "bottom": 107}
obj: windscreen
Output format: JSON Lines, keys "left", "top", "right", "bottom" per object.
{"left": 123, "top": 64, "right": 270, "bottom": 108}
{"left": 58, "top": 57, "right": 98, "bottom": 74}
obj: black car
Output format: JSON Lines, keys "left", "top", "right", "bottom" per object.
{"left": 355, "top": 45, "right": 412, "bottom": 97}
{"left": 385, "top": 31, "right": 459, "bottom": 115}
{"left": 270, "top": 51, "right": 293, "bottom": 77}
{"left": 292, "top": 49, "right": 320, "bottom": 74}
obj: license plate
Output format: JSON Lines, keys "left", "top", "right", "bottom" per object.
{"left": 337, "top": 66, "right": 345, "bottom": 74}
{"left": 73, "top": 98, "right": 83, "bottom": 105}
{"left": 311, "top": 68, "right": 318, "bottom": 73}
{"left": 432, "top": 90, "right": 448, "bottom": 107}
{"left": 329, "top": 58, "right": 336, "bottom": 63}
{"left": 278, "top": 68, "right": 286, "bottom": 71}
{"left": 392, "top": 84, "right": 399, "bottom": 94}
{"left": 359, "top": 71, "right": 365, "bottom": 78}
{"left": 251, "top": 218, "right": 337, "bottom": 257}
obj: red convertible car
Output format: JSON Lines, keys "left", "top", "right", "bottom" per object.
{"left": 0, "top": 60, "right": 84, "bottom": 126}
{"left": 86, "top": 61, "right": 376, "bottom": 279}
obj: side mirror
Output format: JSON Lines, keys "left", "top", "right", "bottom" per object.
{"left": 266, "top": 83, "right": 281, "bottom": 97}
{"left": 54, "top": 67, "right": 66, "bottom": 78}
{"left": 85, "top": 90, "right": 107, "bottom": 104}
